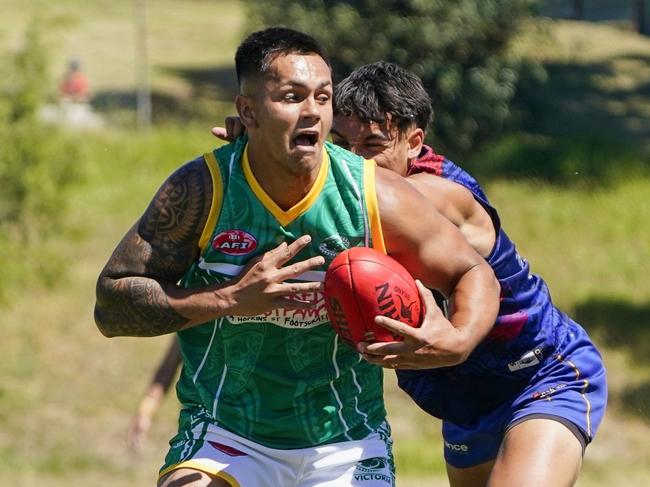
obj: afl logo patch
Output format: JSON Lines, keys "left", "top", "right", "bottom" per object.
{"left": 212, "top": 230, "right": 258, "bottom": 255}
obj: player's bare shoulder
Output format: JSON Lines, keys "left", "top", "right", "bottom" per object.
{"left": 374, "top": 165, "right": 446, "bottom": 259}
{"left": 374, "top": 166, "right": 448, "bottom": 232}
{"left": 138, "top": 156, "right": 214, "bottom": 257}
{"left": 100, "top": 155, "right": 214, "bottom": 283}
{"left": 374, "top": 165, "right": 416, "bottom": 213}
{"left": 407, "top": 173, "right": 472, "bottom": 222}
{"left": 407, "top": 172, "right": 495, "bottom": 258}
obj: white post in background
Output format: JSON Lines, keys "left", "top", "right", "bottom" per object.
{"left": 135, "top": 0, "right": 151, "bottom": 128}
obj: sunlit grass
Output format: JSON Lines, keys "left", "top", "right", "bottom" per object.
{"left": 12, "top": 122, "right": 650, "bottom": 486}
{"left": 485, "top": 177, "right": 650, "bottom": 310}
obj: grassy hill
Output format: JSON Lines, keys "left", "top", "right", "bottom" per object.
{"left": 1, "top": 0, "right": 244, "bottom": 124}
{"left": 1, "top": 2, "right": 649, "bottom": 486}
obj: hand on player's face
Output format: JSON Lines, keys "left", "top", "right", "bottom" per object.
{"left": 224, "top": 235, "right": 325, "bottom": 317}
{"left": 358, "top": 280, "right": 461, "bottom": 369}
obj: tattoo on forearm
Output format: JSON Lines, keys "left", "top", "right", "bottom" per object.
{"left": 95, "top": 277, "right": 188, "bottom": 336}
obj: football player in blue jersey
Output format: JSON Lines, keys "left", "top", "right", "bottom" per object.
{"left": 212, "top": 60, "right": 607, "bottom": 487}
{"left": 332, "top": 61, "right": 607, "bottom": 487}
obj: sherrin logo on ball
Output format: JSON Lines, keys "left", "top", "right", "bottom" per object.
{"left": 323, "top": 247, "right": 422, "bottom": 348}
{"left": 212, "top": 230, "right": 258, "bottom": 255}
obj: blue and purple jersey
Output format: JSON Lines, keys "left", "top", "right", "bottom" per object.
{"left": 398, "top": 146, "right": 571, "bottom": 425}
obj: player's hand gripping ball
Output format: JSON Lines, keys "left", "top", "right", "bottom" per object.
{"left": 324, "top": 247, "right": 422, "bottom": 347}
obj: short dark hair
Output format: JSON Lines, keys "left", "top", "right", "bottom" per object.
{"left": 235, "top": 27, "right": 329, "bottom": 86}
{"left": 334, "top": 61, "right": 433, "bottom": 133}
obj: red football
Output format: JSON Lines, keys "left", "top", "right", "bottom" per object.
{"left": 324, "top": 247, "right": 422, "bottom": 347}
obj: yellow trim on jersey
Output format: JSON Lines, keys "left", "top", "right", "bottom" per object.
{"left": 364, "top": 159, "right": 386, "bottom": 254}
{"left": 199, "top": 151, "right": 224, "bottom": 253}
{"left": 555, "top": 354, "right": 593, "bottom": 437}
{"left": 242, "top": 145, "right": 329, "bottom": 227}
{"left": 159, "top": 460, "right": 240, "bottom": 487}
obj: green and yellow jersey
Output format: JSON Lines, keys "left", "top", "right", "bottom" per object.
{"left": 174, "top": 138, "right": 386, "bottom": 449}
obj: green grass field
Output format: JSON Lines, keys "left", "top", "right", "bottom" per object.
{"left": 1, "top": 2, "right": 649, "bottom": 486}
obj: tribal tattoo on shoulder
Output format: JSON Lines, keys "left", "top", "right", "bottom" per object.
{"left": 95, "top": 158, "right": 214, "bottom": 337}
{"left": 139, "top": 159, "right": 212, "bottom": 261}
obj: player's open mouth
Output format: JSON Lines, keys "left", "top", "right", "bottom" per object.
{"left": 292, "top": 132, "right": 319, "bottom": 148}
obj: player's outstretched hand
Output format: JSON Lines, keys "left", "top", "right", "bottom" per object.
{"left": 223, "top": 235, "right": 325, "bottom": 317}
{"left": 211, "top": 115, "right": 245, "bottom": 141}
{"left": 358, "top": 280, "right": 468, "bottom": 369}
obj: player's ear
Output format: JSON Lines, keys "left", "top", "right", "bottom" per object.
{"left": 406, "top": 127, "right": 424, "bottom": 160}
{"left": 236, "top": 94, "right": 257, "bottom": 128}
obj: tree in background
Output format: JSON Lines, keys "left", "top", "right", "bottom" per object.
{"left": 0, "top": 17, "right": 81, "bottom": 301}
{"left": 247, "top": 0, "right": 540, "bottom": 154}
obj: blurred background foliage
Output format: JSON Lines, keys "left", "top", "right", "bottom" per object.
{"left": 248, "top": 0, "right": 649, "bottom": 180}
{"left": 249, "top": 0, "right": 541, "bottom": 154}
{"left": 0, "top": 17, "right": 82, "bottom": 302}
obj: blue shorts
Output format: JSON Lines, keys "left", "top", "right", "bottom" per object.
{"left": 442, "top": 320, "right": 607, "bottom": 468}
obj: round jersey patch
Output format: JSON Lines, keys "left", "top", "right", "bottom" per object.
{"left": 212, "top": 230, "right": 258, "bottom": 255}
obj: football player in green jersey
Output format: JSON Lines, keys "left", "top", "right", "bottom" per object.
{"left": 95, "top": 27, "right": 499, "bottom": 487}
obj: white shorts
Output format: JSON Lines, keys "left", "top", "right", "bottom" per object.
{"left": 159, "top": 421, "right": 395, "bottom": 487}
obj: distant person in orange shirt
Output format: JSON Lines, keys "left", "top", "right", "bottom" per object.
{"left": 59, "top": 58, "right": 90, "bottom": 103}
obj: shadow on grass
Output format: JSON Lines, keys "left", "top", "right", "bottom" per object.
{"left": 574, "top": 297, "right": 650, "bottom": 419}
{"left": 91, "top": 89, "right": 225, "bottom": 124}
{"left": 161, "top": 65, "right": 239, "bottom": 100}
{"left": 575, "top": 298, "right": 650, "bottom": 361}
{"left": 620, "top": 382, "right": 650, "bottom": 419}
{"left": 540, "top": 0, "right": 637, "bottom": 22}
{"left": 464, "top": 53, "right": 650, "bottom": 186}
{"left": 90, "top": 65, "right": 238, "bottom": 124}
{"left": 463, "top": 131, "right": 649, "bottom": 186}
{"left": 518, "top": 54, "right": 650, "bottom": 142}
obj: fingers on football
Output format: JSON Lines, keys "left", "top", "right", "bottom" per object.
{"left": 416, "top": 279, "right": 438, "bottom": 312}
{"left": 361, "top": 353, "right": 401, "bottom": 369}
{"left": 357, "top": 341, "right": 388, "bottom": 356}
{"left": 374, "top": 315, "right": 419, "bottom": 340}
{"left": 362, "top": 351, "right": 428, "bottom": 369}
{"left": 362, "top": 339, "right": 415, "bottom": 356}
{"left": 363, "top": 331, "right": 376, "bottom": 342}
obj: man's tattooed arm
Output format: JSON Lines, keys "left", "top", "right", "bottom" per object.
{"left": 94, "top": 157, "right": 214, "bottom": 337}
{"left": 95, "top": 155, "right": 329, "bottom": 338}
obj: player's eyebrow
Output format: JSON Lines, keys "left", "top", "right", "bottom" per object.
{"left": 279, "top": 79, "right": 332, "bottom": 90}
